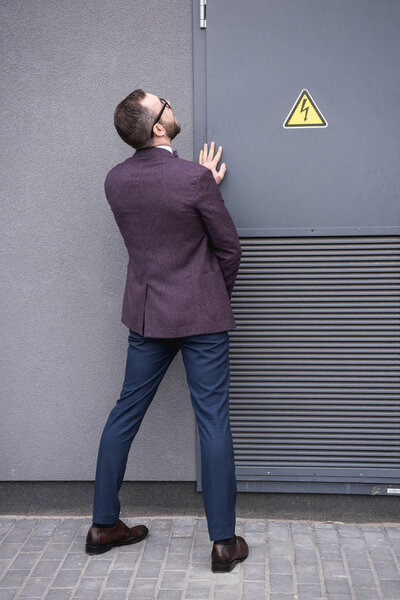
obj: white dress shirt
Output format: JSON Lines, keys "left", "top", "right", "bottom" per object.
{"left": 154, "top": 144, "right": 173, "bottom": 154}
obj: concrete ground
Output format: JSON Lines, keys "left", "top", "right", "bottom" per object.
{"left": 0, "top": 516, "right": 399, "bottom": 600}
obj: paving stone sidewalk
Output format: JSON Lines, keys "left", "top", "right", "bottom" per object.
{"left": 0, "top": 516, "right": 399, "bottom": 600}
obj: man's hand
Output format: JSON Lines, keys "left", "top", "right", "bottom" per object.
{"left": 198, "top": 141, "right": 227, "bottom": 185}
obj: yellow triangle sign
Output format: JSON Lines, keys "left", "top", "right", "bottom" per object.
{"left": 283, "top": 89, "right": 327, "bottom": 128}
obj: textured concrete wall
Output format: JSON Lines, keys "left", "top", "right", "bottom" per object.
{"left": 1, "top": 0, "right": 197, "bottom": 480}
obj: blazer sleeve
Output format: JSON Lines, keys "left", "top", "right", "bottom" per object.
{"left": 195, "top": 167, "right": 242, "bottom": 299}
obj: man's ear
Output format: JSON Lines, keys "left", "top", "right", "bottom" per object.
{"left": 154, "top": 123, "right": 165, "bottom": 137}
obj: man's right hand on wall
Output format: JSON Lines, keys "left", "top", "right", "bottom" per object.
{"left": 199, "top": 141, "right": 227, "bottom": 185}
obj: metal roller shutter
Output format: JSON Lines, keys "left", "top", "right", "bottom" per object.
{"left": 227, "top": 235, "right": 400, "bottom": 495}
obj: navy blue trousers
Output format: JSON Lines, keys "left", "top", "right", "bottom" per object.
{"left": 92, "top": 329, "right": 237, "bottom": 541}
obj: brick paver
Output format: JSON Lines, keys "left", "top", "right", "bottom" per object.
{"left": 0, "top": 517, "right": 399, "bottom": 599}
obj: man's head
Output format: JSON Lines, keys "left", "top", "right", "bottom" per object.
{"left": 113, "top": 89, "right": 181, "bottom": 150}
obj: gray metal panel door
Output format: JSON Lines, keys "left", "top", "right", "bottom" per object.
{"left": 193, "top": 0, "right": 400, "bottom": 495}
{"left": 204, "top": 0, "right": 400, "bottom": 236}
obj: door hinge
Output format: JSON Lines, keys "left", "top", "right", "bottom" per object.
{"left": 200, "top": 0, "right": 206, "bottom": 29}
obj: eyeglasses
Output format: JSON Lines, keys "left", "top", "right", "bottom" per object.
{"left": 150, "top": 98, "right": 171, "bottom": 138}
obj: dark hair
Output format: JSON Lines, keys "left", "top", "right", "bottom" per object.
{"left": 113, "top": 89, "right": 155, "bottom": 149}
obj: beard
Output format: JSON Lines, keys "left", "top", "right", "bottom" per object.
{"left": 163, "top": 116, "right": 181, "bottom": 141}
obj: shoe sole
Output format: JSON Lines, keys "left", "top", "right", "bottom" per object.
{"left": 211, "top": 551, "right": 249, "bottom": 573}
{"left": 85, "top": 530, "right": 149, "bottom": 555}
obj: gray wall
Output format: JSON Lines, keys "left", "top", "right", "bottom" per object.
{"left": 1, "top": 0, "right": 197, "bottom": 480}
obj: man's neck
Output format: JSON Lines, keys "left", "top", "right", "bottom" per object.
{"left": 152, "top": 140, "right": 171, "bottom": 147}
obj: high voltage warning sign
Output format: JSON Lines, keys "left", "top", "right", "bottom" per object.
{"left": 283, "top": 89, "right": 327, "bottom": 128}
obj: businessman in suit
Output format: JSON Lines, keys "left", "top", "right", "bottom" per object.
{"left": 85, "top": 89, "right": 248, "bottom": 572}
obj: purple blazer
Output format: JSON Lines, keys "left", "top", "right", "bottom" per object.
{"left": 104, "top": 146, "right": 242, "bottom": 337}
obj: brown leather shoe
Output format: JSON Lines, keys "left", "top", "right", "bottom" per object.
{"left": 211, "top": 535, "right": 249, "bottom": 572}
{"left": 85, "top": 519, "right": 149, "bottom": 555}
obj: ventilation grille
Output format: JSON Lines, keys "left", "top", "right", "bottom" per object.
{"left": 229, "top": 236, "right": 400, "bottom": 477}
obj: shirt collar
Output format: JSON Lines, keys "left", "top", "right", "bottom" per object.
{"left": 154, "top": 144, "right": 173, "bottom": 154}
{"left": 132, "top": 146, "right": 179, "bottom": 159}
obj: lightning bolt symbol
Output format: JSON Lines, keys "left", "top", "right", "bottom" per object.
{"left": 300, "top": 98, "right": 309, "bottom": 121}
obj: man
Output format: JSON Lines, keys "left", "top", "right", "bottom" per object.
{"left": 85, "top": 89, "right": 248, "bottom": 573}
